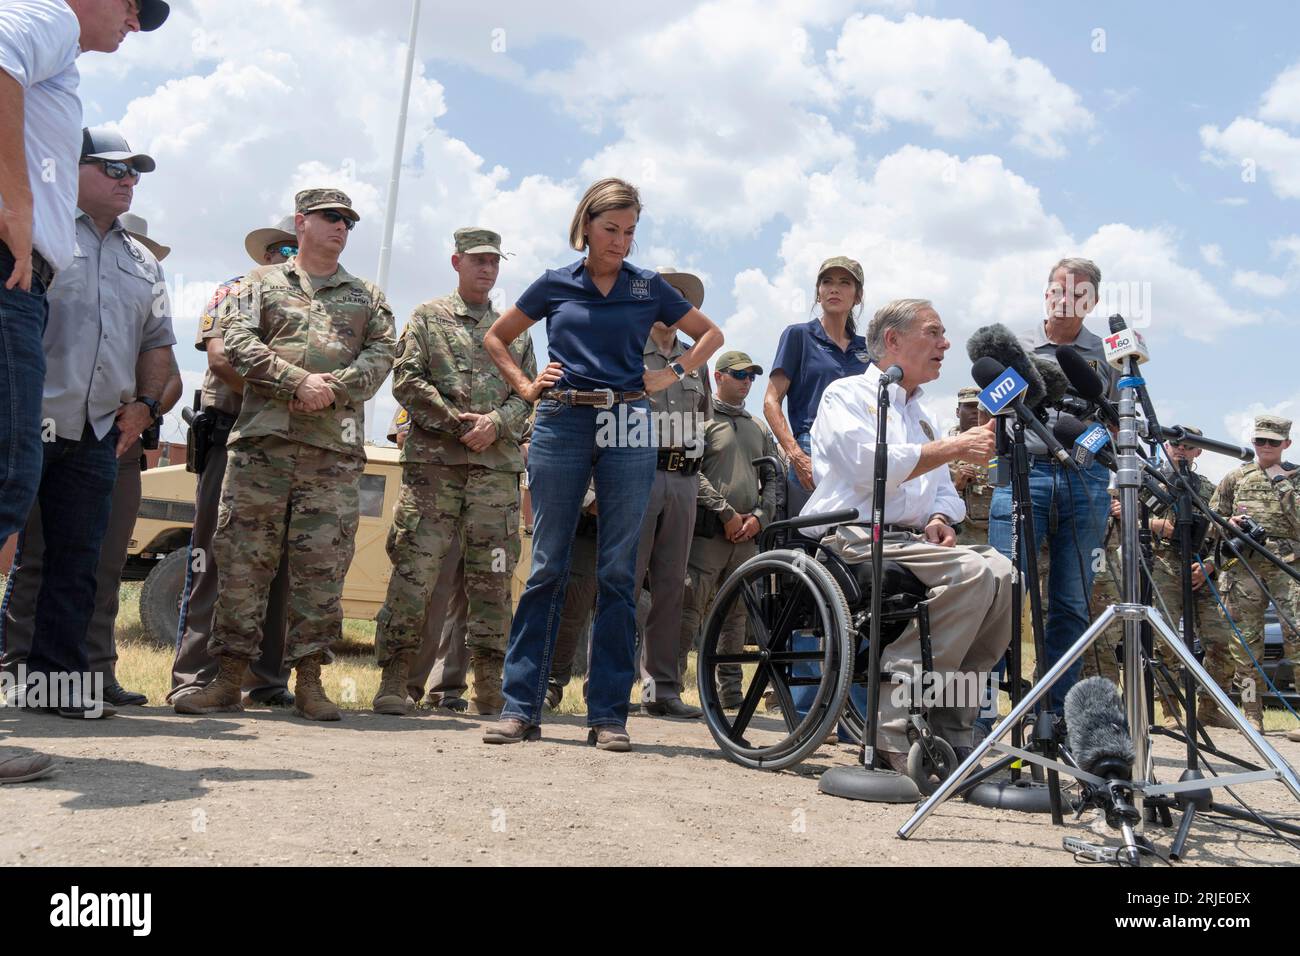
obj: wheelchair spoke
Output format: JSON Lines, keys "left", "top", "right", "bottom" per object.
{"left": 710, "top": 653, "right": 764, "bottom": 665}
{"left": 767, "top": 664, "right": 801, "bottom": 734}
{"left": 729, "top": 663, "right": 771, "bottom": 742}
{"left": 767, "top": 584, "right": 810, "bottom": 654}
{"left": 738, "top": 579, "right": 771, "bottom": 649}
{"left": 766, "top": 650, "right": 829, "bottom": 664}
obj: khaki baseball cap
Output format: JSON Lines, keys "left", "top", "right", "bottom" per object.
{"left": 957, "top": 386, "right": 980, "bottom": 405}
{"left": 119, "top": 213, "right": 169, "bottom": 261}
{"left": 715, "top": 350, "right": 763, "bottom": 374}
{"left": 295, "top": 188, "right": 359, "bottom": 222}
{"left": 816, "top": 255, "right": 864, "bottom": 286}
{"left": 244, "top": 214, "right": 297, "bottom": 265}
{"left": 657, "top": 268, "right": 705, "bottom": 309}
{"left": 454, "top": 227, "right": 505, "bottom": 256}
{"left": 1255, "top": 414, "right": 1292, "bottom": 441}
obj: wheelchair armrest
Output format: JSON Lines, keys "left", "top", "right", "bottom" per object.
{"left": 756, "top": 508, "right": 859, "bottom": 553}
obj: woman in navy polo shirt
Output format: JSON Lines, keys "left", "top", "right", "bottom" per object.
{"left": 481, "top": 178, "right": 723, "bottom": 751}
{"left": 763, "top": 256, "right": 870, "bottom": 518}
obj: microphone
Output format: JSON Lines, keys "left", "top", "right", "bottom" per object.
{"left": 973, "top": 357, "right": 1076, "bottom": 469}
{"left": 1102, "top": 314, "right": 1150, "bottom": 371}
{"left": 879, "top": 364, "right": 904, "bottom": 387}
{"left": 967, "top": 324, "right": 1046, "bottom": 408}
{"left": 1031, "top": 355, "right": 1070, "bottom": 409}
{"left": 1054, "top": 347, "right": 1120, "bottom": 426}
{"left": 1065, "top": 677, "right": 1139, "bottom": 832}
{"left": 1052, "top": 419, "right": 1175, "bottom": 507}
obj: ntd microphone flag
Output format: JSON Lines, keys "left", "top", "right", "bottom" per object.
{"left": 978, "top": 366, "right": 1029, "bottom": 415}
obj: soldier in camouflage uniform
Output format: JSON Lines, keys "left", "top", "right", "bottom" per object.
{"left": 1211, "top": 414, "right": 1300, "bottom": 733}
{"left": 372, "top": 228, "right": 535, "bottom": 717}
{"left": 175, "top": 188, "right": 395, "bottom": 721}
{"left": 948, "top": 386, "right": 992, "bottom": 546}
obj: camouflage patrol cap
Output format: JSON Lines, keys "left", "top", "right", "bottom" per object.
{"left": 454, "top": 228, "right": 504, "bottom": 256}
{"left": 1255, "top": 414, "right": 1292, "bottom": 441}
{"left": 816, "top": 255, "right": 864, "bottom": 287}
{"left": 296, "top": 188, "right": 359, "bottom": 222}
{"left": 715, "top": 350, "right": 763, "bottom": 374}
{"left": 957, "top": 386, "right": 980, "bottom": 405}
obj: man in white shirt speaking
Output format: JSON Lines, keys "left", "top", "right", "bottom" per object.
{"left": 802, "top": 298, "right": 1013, "bottom": 766}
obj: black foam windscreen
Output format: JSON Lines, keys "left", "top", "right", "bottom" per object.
{"left": 1053, "top": 417, "right": 1088, "bottom": 446}
{"left": 1064, "top": 676, "right": 1134, "bottom": 779}
{"left": 966, "top": 324, "right": 1045, "bottom": 408}
{"left": 1108, "top": 314, "right": 1127, "bottom": 334}
{"left": 1032, "top": 355, "right": 1069, "bottom": 407}
{"left": 1054, "top": 346, "right": 1107, "bottom": 402}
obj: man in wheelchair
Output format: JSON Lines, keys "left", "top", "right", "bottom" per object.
{"left": 802, "top": 299, "right": 1014, "bottom": 770}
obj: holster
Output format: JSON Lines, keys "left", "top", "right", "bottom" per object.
{"left": 694, "top": 507, "right": 723, "bottom": 539}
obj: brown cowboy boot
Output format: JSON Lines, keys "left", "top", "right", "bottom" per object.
{"left": 293, "top": 654, "right": 341, "bottom": 722}
{"left": 173, "top": 656, "right": 248, "bottom": 715}
{"left": 469, "top": 650, "right": 505, "bottom": 716}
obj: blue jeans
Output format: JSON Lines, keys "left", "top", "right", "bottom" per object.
{"left": 0, "top": 251, "right": 49, "bottom": 541}
{"left": 500, "top": 400, "right": 656, "bottom": 727}
{"left": 987, "top": 459, "right": 1111, "bottom": 713}
{"left": 3, "top": 424, "right": 119, "bottom": 682}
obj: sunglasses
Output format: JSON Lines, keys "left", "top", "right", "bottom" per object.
{"left": 82, "top": 159, "right": 145, "bottom": 180}
{"left": 724, "top": 369, "right": 758, "bottom": 381}
{"left": 315, "top": 210, "right": 356, "bottom": 231}
{"left": 1253, "top": 437, "right": 1283, "bottom": 447}
{"left": 270, "top": 244, "right": 298, "bottom": 258}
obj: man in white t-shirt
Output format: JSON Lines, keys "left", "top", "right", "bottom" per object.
{"left": 0, "top": 0, "right": 168, "bottom": 781}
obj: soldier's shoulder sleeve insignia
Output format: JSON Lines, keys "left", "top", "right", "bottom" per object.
{"left": 920, "top": 420, "right": 935, "bottom": 440}
{"left": 396, "top": 408, "right": 409, "bottom": 427}
{"left": 200, "top": 311, "right": 215, "bottom": 332}
{"left": 395, "top": 333, "right": 411, "bottom": 361}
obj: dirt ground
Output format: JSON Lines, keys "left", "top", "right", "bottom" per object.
{"left": 3, "top": 705, "right": 1299, "bottom": 867}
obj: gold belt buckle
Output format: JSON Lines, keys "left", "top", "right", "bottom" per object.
{"left": 667, "top": 450, "right": 683, "bottom": 471}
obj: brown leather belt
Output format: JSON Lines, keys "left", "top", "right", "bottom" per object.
{"left": 0, "top": 241, "right": 54, "bottom": 289}
{"left": 540, "top": 388, "right": 645, "bottom": 409}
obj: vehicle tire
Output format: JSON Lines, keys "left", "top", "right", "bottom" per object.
{"left": 139, "top": 547, "right": 188, "bottom": 650}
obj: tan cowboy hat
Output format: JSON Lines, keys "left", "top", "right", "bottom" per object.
{"left": 244, "top": 214, "right": 297, "bottom": 265}
{"left": 119, "top": 213, "right": 170, "bottom": 261}
{"left": 657, "top": 267, "right": 704, "bottom": 309}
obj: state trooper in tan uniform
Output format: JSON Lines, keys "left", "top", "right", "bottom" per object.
{"left": 168, "top": 215, "right": 298, "bottom": 706}
{"left": 386, "top": 406, "right": 470, "bottom": 712}
{"left": 681, "top": 350, "right": 779, "bottom": 707}
{"left": 634, "top": 269, "right": 712, "bottom": 719}
{"left": 947, "top": 386, "right": 992, "bottom": 547}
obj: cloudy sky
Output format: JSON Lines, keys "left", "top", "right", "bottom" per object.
{"left": 84, "top": 0, "right": 1300, "bottom": 482}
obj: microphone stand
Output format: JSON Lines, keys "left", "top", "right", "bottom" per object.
{"left": 819, "top": 369, "right": 924, "bottom": 803}
{"left": 900, "top": 372, "right": 1300, "bottom": 861}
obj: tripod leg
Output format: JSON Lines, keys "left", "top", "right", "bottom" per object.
{"left": 899, "top": 606, "right": 1119, "bottom": 839}
{"left": 1148, "top": 608, "right": 1300, "bottom": 800}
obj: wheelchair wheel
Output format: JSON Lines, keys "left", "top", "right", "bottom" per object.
{"left": 907, "top": 736, "right": 958, "bottom": 796}
{"left": 697, "top": 549, "right": 854, "bottom": 770}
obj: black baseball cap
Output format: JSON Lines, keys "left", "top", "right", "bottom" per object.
{"left": 138, "top": 0, "right": 170, "bottom": 32}
{"left": 81, "top": 127, "right": 157, "bottom": 173}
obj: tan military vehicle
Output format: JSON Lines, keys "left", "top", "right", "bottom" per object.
{"left": 126, "top": 445, "right": 405, "bottom": 646}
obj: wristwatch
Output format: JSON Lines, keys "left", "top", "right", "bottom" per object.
{"left": 669, "top": 361, "right": 686, "bottom": 380}
{"left": 136, "top": 396, "right": 161, "bottom": 422}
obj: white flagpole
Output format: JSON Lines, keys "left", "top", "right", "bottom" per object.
{"left": 369, "top": 0, "right": 421, "bottom": 442}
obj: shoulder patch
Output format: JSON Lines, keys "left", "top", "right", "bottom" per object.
{"left": 200, "top": 312, "right": 215, "bottom": 333}
{"left": 920, "top": 420, "right": 935, "bottom": 440}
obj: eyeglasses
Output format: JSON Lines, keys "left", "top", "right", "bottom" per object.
{"left": 270, "top": 244, "right": 298, "bottom": 258}
{"left": 724, "top": 369, "right": 758, "bottom": 381}
{"left": 1253, "top": 437, "right": 1283, "bottom": 447}
{"left": 81, "top": 159, "right": 145, "bottom": 180}
{"left": 315, "top": 210, "right": 355, "bottom": 231}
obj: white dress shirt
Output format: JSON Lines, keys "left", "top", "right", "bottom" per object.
{"left": 0, "top": 0, "right": 83, "bottom": 271}
{"left": 801, "top": 363, "right": 965, "bottom": 538}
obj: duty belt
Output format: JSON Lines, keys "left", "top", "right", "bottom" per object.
{"left": 657, "top": 448, "right": 702, "bottom": 475}
{"left": 540, "top": 388, "right": 645, "bottom": 409}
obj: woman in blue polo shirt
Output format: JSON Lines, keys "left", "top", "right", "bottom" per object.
{"left": 482, "top": 178, "right": 723, "bottom": 751}
{"left": 762, "top": 256, "right": 870, "bottom": 518}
